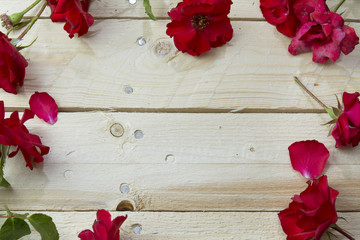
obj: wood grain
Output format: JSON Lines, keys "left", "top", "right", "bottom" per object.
{"left": 0, "top": 211, "right": 359, "bottom": 239}
{"left": 5, "top": 112, "right": 359, "bottom": 165}
{"left": 1, "top": 20, "right": 359, "bottom": 111}
{"left": 2, "top": 0, "right": 360, "bottom": 20}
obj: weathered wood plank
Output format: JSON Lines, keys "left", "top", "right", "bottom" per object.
{"left": 2, "top": 0, "right": 360, "bottom": 20}
{"left": 1, "top": 20, "right": 360, "bottom": 111}
{"left": 8, "top": 112, "right": 359, "bottom": 165}
{"left": 0, "top": 211, "right": 359, "bottom": 239}
{"left": 1, "top": 163, "right": 359, "bottom": 211}
{"left": 0, "top": 112, "right": 358, "bottom": 211}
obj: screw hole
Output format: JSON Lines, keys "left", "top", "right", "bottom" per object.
{"left": 132, "top": 224, "right": 142, "bottom": 234}
{"left": 120, "top": 183, "right": 130, "bottom": 194}
{"left": 134, "top": 130, "right": 144, "bottom": 139}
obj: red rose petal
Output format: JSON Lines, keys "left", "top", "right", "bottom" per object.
{"left": 29, "top": 92, "right": 58, "bottom": 124}
{"left": 288, "top": 140, "right": 329, "bottom": 179}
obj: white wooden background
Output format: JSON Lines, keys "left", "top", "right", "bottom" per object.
{"left": 1, "top": 0, "right": 360, "bottom": 239}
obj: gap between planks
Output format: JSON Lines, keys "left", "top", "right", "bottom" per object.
{"left": 3, "top": 107, "right": 327, "bottom": 114}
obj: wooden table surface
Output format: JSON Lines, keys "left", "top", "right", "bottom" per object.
{"left": 1, "top": 0, "right": 360, "bottom": 239}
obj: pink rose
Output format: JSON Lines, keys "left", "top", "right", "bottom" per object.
{"left": 288, "top": 11, "right": 359, "bottom": 63}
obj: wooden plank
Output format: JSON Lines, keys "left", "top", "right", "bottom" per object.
{"left": 1, "top": 20, "right": 360, "bottom": 111}
{"left": 0, "top": 211, "right": 359, "bottom": 239}
{"left": 3, "top": 0, "right": 360, "bottom": 20}
{"left": 0, "top": 112, "right": 359, "bottom": 211}
{"left": 6, "top": 112, "right": 358, "bottom": 165}
{"left": 1, "top": 162, "right": 359, "bottom": 211}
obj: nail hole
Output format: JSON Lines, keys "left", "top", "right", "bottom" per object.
{"left": 110, "top": 123, "right": 124, "bottom": 137}
{"left": 124, "top": 86, "right": 133, "bottom": 94}
{"left": 132, "top": 224, "right": 142, "bottom": 234}
{"left": 120, "top": 183, "right": 130, "bottom": 194}
{"left": 165, "top": 154, "right": 175, "bottom": 163}
{"left": 249, "top": 147, "right": 255, "bottom": 152}
{"left": 63, "top": 170, "right": 73, "bottom": 179}
{"left": 137, "top": 37, "right": 146, "bottom": 46}
{"left": 134, "top": 130, "right": 144, "bottom": 139}
{"left": 116, "top": 200, "right": 134, "bottom": 211}
{"left": 129, "top": 0, "right": 137, "bottom": 4}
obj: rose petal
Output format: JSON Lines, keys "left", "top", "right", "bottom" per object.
{"left": 78, "top": 230, "right": 95, "bottom": 240}
{"left": 288, "top": 140, "right": 329, "bottom": 179}
{"left": 29, "top": 92, "right": 58, "bottom": 124}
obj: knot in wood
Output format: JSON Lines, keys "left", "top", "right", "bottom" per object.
{"left": 154, "top": 40, "right": 172, "bottom": 57}
{"left": 110, "top": 123, "right": 124, "bottom": 137}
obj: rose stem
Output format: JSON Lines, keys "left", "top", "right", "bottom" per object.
{"left": 22, "top": 0, "right": 43, "bottom": 16}
{"left": 294, "top": 76, "right": 328, "bottom": 109}
{"left": 17, "top": 1, "right": 47, "bottom": 40}
{"left": 334, "top": 0, "right": 346, "bottom": 13}
{"left": 331, "top": 226, "right": 355, "bottom": 240}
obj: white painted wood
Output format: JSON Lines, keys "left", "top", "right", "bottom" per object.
{"left": 1, "top": 211, "right": 359, "bottom": 239}
{"left": 2, "top": 0, "right": 359, "bottom": 20}
{"left": 1, "top": 20, "right": 359, "bottom": 111}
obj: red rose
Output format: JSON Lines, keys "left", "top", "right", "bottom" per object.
{"left": 47, "top": 0, "right": 94, "bottom": 38}
{"left": 78, "top": 210, "right": 127, "bottom": 240}
{"left": 260, "top": 0, "right": 327, "bottom": 37}
{"left": 0, "top": 101, "right": 49, "bottom": 170}
{"left": 332, "top": 92, "right": 360, "bottom": 147}
{"left": 0, "top": 31, "right": 28, "bottom": 94}
{"left": 279, "top": 175, "right": 338, "bottom": 240}
{"left": 288, "top": 11, "right": 359, "bottom": 63}
{"left": 166, "top": 0, "right": 233, "bottom": 56}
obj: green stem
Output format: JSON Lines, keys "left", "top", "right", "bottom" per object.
{"left": 0, "top": 145, "right": 7, "bottom": 178}
{"left": 334, "top": 0, "right": 346, "bottom": 13}
{"left": 332, "top": 225, "right": 355, "bottom": 240}
{"left": 17, "top": 1, "right": 47, "bottom": 40}
{"left": 294, "top": 76, "right": 328, "bottom": 110}
{"left": 22, "top": 0, "right": 43, "bottom": 15}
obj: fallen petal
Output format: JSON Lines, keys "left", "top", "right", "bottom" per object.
{"left": 29, "top": 92, "right": 58, "bottom": 124}
{"left": 288, "top": 140, "right": 329, "bottom": 179}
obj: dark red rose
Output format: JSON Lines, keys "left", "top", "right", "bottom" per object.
{"left": 0, "top": 101, "right": 49, "bottom": 170}
{"left": 166, "top": 0, "right": 233, "bottom": 56}
{"left": 78, "top": 210, "right": 127, "bottom": 240}
{"left": 332, "top": 92, "right": 360, "bottom": 147}
{"left": 260, "top": 0, "right": 327, "bottom": 37}
{"left": 288, "top": 11, "right": 359, "bottom": 63}
{"left": 0, "top": 31, "right": 28, "bottom": 94}
{"left": 47, "top": 0, "right": 94, "bottom": 38}
{"left": 279, "top": 175, "right": 338, "bottom": 240}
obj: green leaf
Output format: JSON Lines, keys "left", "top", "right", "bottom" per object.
{"left": 328, "top": 124, "right": 336, "bottom": 137}
{"left": 143, "top": 0, "right": 157, "bottom": 20}
{"left": 0, "top": 218, "right": 31, "bottom": 240}
{"left": 326, "top": 108, "right": 337, "bottom": 120}
{"left": 28, "top": 214, "right": 59, "bottom": 240}
{"left": 0, "top": 177, "right": 10, "bottom": 188}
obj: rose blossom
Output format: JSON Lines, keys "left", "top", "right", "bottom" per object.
{"left": 78, "top": 210, "right": 127, "bottom": 240}
{"left": 0, "top": 31, "right": 28, "bottom": 94}
{"left": 0, "top": 101, "right": 49, "bottom": 170}
{"left": 279, "top": 175, "right": 338, "bottom": 240}
{"left": 288, "top": 11, "right": 359, "bottom": 63}
{"left": 166, "top": 0, "right": 233, "bottom": 56}
{"left": 260, "top": 0, "right": 328, "bottom": 37}
{"left": 332, "top": 92, "right": 360, "bottom": 147}
{"left": 47, "top": 0, "right": 94, "bottom": 38}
